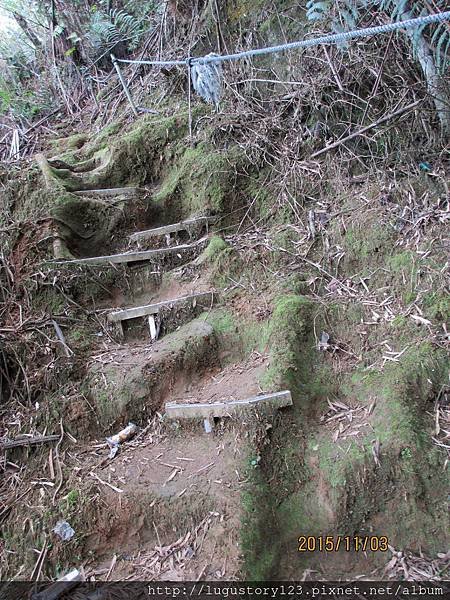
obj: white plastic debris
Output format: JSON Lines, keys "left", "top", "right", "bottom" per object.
{"left": 106, "top": 422, "right": 138, "bottom": 458}
{"left": 58, "top": 568, "right": 81, "bottom": 582}
{"left": 203, "top": 418, "right": 213, "bottom": 433}
{"left": 53, "top": 520, "right": 75, "bottom": 541}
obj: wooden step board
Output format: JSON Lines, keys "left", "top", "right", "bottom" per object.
{"left": 129, "top": 216, "right": 217, "bottom": 244}
{"left": 107, "top": 291, "right": 215, "bottom": 323}
{"left": 73, "top": 187, "right": 147, "bottom": 199}
{"left": 52, "top": 237, "right": 207, "bottom": 266}
{"left": 165, "top": 390, "right": 292, "bottom": 420}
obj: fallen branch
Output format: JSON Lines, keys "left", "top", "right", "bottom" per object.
{"left": 30, "top": 538, "right": 48, "bottom": 581}
{"left": 0, "top": 435, "right": 60, "bottom": 450}
{"left": 90, "top": 471, "right": 124, "bottom": 493}
{"left": 310, "top": 99, "right": 422, "bottom": 159}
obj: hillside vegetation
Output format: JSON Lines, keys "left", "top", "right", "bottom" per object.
{"left": 0, "top": 0, "right": 449, "bottom": 583}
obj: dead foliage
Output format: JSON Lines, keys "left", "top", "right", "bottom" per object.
{"left": 385, "top": 547, "right": 450, "bottom": 580}
{"left": 320, "top": 398, "right": 376, "bottom": 446}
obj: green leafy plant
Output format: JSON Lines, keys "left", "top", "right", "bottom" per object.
{"left": 305, "top": 0, "right": 450, "bottom": 130}
{"left": 401, "top": 447, "right": 413, "bottom": 460}
{"left": 306, "top": 0, "right": 450, "bottom": 73}
{"left": 86, "top": 8, "right": 143, "bottom": 62}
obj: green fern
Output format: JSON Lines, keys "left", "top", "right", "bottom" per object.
{"left": 305, "top": 0, "right": 450, "bottom": 74}
{"left": 433, "top": 21, "right": 450, "bottom": 72}
{"left": 86, "top": 8, "right": 143, "bottom": 61}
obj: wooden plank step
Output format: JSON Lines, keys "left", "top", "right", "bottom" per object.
{"left": 129, "top": 216, "right": 216, "bottom": 243}
{"left": 165, "top": 390, "right": 292, "bottom": 420}
{"left": 73, "top": 187, "right": 147, "bottom": 198}
{"left": 52, "top": 237, "right": 206, "bottom": 266}
{"left": 107, "top": 291, "right": 215, "bottom": 323}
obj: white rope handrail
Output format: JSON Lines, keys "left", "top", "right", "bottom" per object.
{"left": 114, "top": 11, "right": 450, "bottom": 67}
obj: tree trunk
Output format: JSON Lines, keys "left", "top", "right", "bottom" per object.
{"left": 12, "top": 12, "right": 43, "bottom": 49}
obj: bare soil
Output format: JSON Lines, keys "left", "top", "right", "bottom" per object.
{"left": 81, "top": 427, "right": 245, "bottom": 580}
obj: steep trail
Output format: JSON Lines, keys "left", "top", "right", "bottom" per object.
{"left": 8, "top": 138, "right": 444, "bottom": 582}
{"left": 40, "top": 172, "right": 290, "bottom": 579}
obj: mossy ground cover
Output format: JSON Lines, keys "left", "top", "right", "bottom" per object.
{"left": 4, "top": 148, "right": 448, "bottom": 582}
{"left": 153, "top": 143, "right": 245, "bottom": 218}
{"left": 229, "top": 249, "right": 449, "bottom": 578}
{"left": 240, "top": 340, "right": 448, "bottom": 578}
{"left": 187, "top": 179, "right": 449, "bottom": 577}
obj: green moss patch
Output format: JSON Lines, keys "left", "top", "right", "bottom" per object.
{"left": 241, "top": 463, "right": 278, "bottom": 579}
{"left": 203, "top": 307, "right": 271, "bottom": 363}
{"left": 154, "top": 143, "right": 244, "bottom": 218}
{"left": 262, "top": 294, "right": 313, "bottom": 398}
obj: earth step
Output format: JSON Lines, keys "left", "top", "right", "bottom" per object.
{"left": 107, "top": 291, "right": 215, "bottom": 323}
{"left": 165, "top": 390, "right": 293, "bottom": 420}
{"left": 52, "top": 237, "right": 207, "bottom": 266}
{"left": 73, "top": 187, "right": 147, "bottom": 199}
{"left": 129, "top": 216, "right": 217, "bottom": 244}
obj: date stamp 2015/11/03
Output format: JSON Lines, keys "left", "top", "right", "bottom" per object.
{"left": 298, "top": 535, "right": 389, "bottom": 553}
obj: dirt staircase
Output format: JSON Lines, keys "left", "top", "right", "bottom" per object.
{"left": 42, "top": 181, "right": 292, "bottom": 579}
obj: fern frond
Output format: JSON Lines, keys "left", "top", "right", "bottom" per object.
{"left": 86, "top": 8, "right": 143, "bottom": 61}
{"left": 391, "top": 0, "right": 409, "bottom": 20}
{"left": 338, "top": 7, "right": 358, "bottom": 29}
{"left": 409, "top": 8, "right": 429, "bottom": 58}
{"left": 304, "top": 0, "right": 450, "bottom": 76}
{"left": 376, "top": 1, "right": 450, "bottom": 75}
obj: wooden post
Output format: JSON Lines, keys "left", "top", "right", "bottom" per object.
{"left": 111, "top": 54, "right": 139, "bottom": 117}
{"left": 187, "top": 60, "right": 193, "bottom": 142}
{"left": 148, "top": 315, "right": 158, "bottom": 340}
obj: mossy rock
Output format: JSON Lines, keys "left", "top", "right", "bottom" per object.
{"left": 154, "top": 143, "right": 244, "bottom": 217}
{"left": 202, "top": 235, "right": 229, "bottom": 261}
